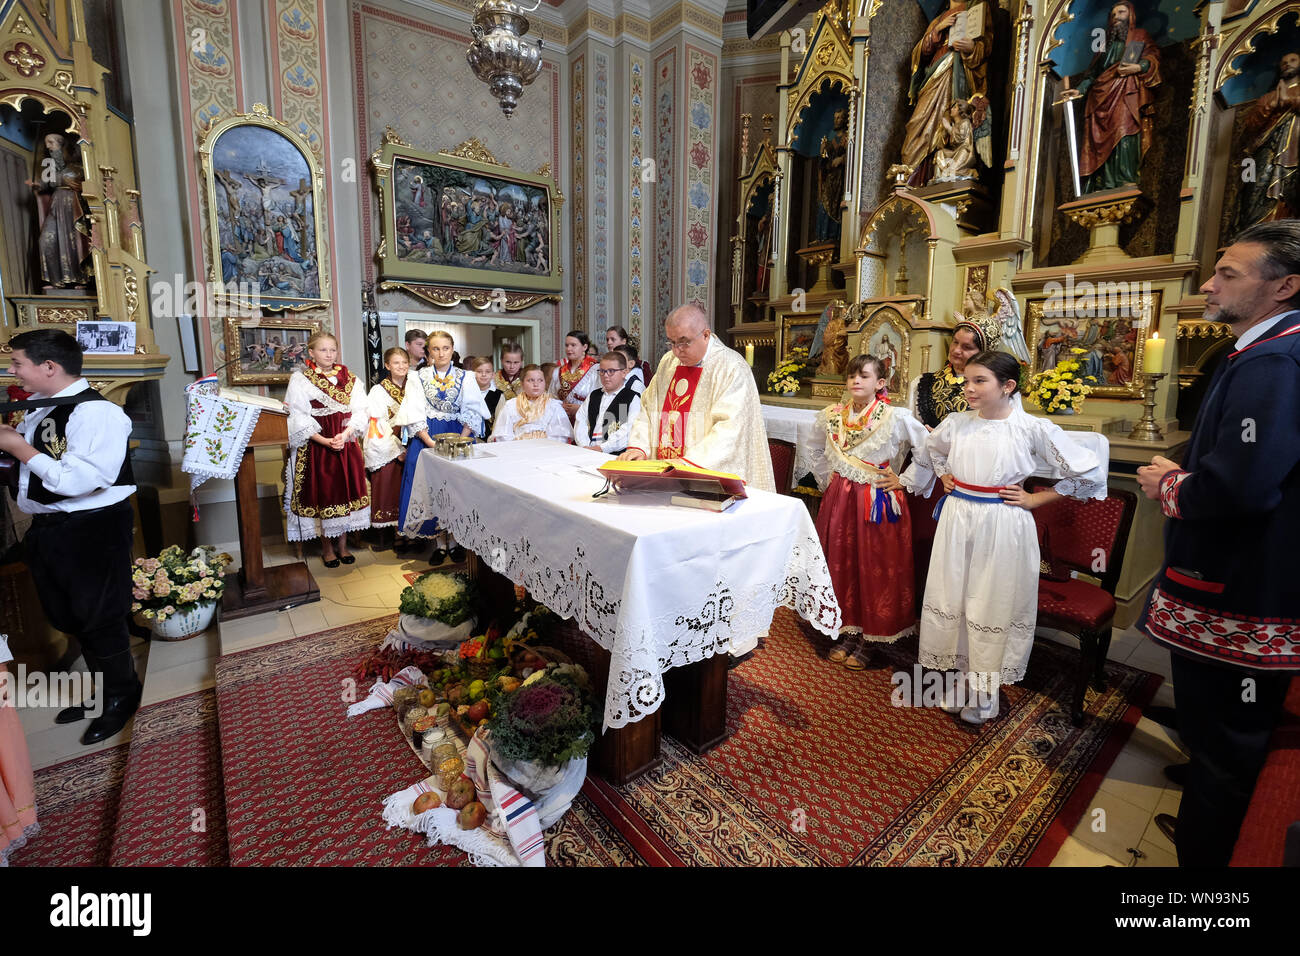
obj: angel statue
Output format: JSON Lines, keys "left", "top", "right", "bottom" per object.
{"left": 991, "top": 287, "right": 1030, "bottom": 364}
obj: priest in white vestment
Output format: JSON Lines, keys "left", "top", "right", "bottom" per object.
{"left": 621, "top": 305, "right": 776, "bottom": 656}
{"left": 621, "top": 304, "right": 775, "bottom": 493}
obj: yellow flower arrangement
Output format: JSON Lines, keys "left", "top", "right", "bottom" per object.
{"left": 1028, "top": 348, "right": 1098, "bottom": 414}
{"left": 766, "top": 346, "right": 810, "bottom": 395}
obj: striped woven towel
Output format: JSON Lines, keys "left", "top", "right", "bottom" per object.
{"left": 467, "top": 729, "right": 545, "bottom": 867}
{"left": 346, "top": 665, "right": 426, "bottom": 717}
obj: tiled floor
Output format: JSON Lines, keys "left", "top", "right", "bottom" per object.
{"left": 16, "top": 541, "right": 1186, "bottom": 867}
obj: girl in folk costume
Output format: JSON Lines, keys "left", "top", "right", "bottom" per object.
{"left": 283, "top": 331, "right": 371, "bottom": 566}
{"left": 906, "top": 316, "right": 992, "bottom": 606}
{"left": 364, "top": 348, "right": 410, "bottom": 553}
{"left": 552, "top": 330, "right": 599, "bottom": 421}
{"left": 490, "top": 365, "right": 573, "bottom": 442}
{"left": 494, "top": 342, "right": 525, "bottom": 402}
{"left": 813, "top": 355, "right": 931, "bottom": 669}
{"left": 397, "top": 330, "right": 489, "bottom": 564}
{"left": 916, "top": 351, "right": 1107, "bottom": 724}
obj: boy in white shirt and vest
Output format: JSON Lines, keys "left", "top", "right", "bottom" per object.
{"left": 573, "top": 351, "right": 642, "bottom": 454}
{"left": 0, "top": 330, "right": 141, "bottom": 745}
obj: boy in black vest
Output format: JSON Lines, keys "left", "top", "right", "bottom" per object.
{"left": 0, "top": 329, "right": 141, "bottom": 745}
{"left": 573, "top": 351, "right": 642, "bottom": 454}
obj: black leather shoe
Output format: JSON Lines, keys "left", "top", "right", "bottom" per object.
{"left": 430, "top": 547, "right": 448, "bottom": 566}
{"left": 80, "top": 687, "right": 142, "bottom": 745}
{"left": 448, "top": 545, "right": 466, "bottom": 564}
{"left": 55, "top": 703, "right": 93, "bottom": 724}
{"left": 339, "top": 553, "right": 356, "bottom": 565}
{"left": 1164, "top": 762, "right": 1189, "bottom": 786}
{"left": 1154, "top": 812, "right": 1176, "bottom": 845}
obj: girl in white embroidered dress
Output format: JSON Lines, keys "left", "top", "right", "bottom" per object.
{"left": 364, "top": 348, "right": 410, "bottom": 551}
{"left": 812, "top": 355, "right": 931, "bottom": 669}
{"left": 917, "top": 351, "right": 1107, "bottom": 724}
{"left": 491, "top": 365, "right": 573, "bottom": 442}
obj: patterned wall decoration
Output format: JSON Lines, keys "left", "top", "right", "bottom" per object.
{"left": 571, "top": 54, "right": 586, "bottom": 331}
{"left": 684, "top": 46, "right": 717, "bottom": 314}
{"left": 172, "top": 0, "right": 243, "bottom": 361}
{"left": 351, "top": 2, "right": 562, "bottom": 356}
{"left": 270, "top": 1, "right": 324, "bottom": 154}
{"left": 628, "top": 54, "right": 646, "bottom": 345}
{"left": 592, "top": 51, "right": 609, "bottom": 331}
{"left": 653, "top": 47, "right": 676, "bottom": 350}
{"left": 269, "top": 0, "right": 337, "bottom": 317}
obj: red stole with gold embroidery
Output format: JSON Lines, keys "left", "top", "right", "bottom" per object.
{"left": 655, "top": 365, "right": 703, "bottom": 459}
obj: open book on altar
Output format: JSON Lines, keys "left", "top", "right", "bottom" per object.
{"left": 597, "top": 459, "right": 748, "bottom": 511}
{"left": 218, "top": 387, "right": 287, "bottom": 414}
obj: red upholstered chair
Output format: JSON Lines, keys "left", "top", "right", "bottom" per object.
{"left": 767, "top": 438, "right": 795, "bottom": 496}
{"left": 1231, "top": 676, "right": 1300, "bottom": 867}
{"left": 1025, "top": 478, "right": 1137, "bottom": 726}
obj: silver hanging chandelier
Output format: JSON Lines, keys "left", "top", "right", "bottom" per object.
{"left": 466, "top": 0, "right": 544, "bottom": 118}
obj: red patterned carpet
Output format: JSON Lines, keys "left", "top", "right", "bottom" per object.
{"left": 215, "top": 616, "right": 643, "bottom": 866}
{"left": 210, "top": 611, "right": 1155, "bottom": 867}
{"left": 586, "top": 617, "right": 1159, "bottom": 866}
{"left": 108, "top": 690, "right": 228, "bottom": 866}
{"left": 9, "top": 745, "right": 129, "bottom": 867}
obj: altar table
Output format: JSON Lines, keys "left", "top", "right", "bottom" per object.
{"left": 403, "top": 440, "right": 841, "bottom": 782}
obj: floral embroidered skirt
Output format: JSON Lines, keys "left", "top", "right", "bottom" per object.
{"left": 398, "top": 416, "right": 461, "bottom": 539}
{"left": 368, "top": 457, "right": 404, "bottom": 528}
{"left": 815, "top": 474, "right": 916, "bottom": 642}
{"left": 284, "top": 409, "right": 371, "bottom": 541}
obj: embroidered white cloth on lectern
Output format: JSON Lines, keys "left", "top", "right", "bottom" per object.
{"left": 181, "top": 382, "right": 261, "bottom": 492}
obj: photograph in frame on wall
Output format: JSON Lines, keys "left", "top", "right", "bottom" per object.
{"left": 75, "top": 320, "right": 136, "bottom": 354}
{"left": 373, "top": 139, "right": 562, "bottom": 294}
{"left": 199, "top": 107, "right": 329, "bottom": 313}
{"left": 1024, "top": 289, "right": 1159, "bottom": 399}
{"left": 856, "top": 307, "right": 911, "bottom": 401}
{"left": 223, "top": 315, "right": 322, "bottom": 386}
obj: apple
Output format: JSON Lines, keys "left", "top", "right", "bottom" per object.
{"left": 458, "top": 801, "right": 487, "bottom": 830}
{"left": 467, "top": 700, "right": 490, "bottom": 723}
{"left": 412, "top": 791, "right": 441, "bottom": 814}
{"left": 446, "top": 775, "right": 476, "bottom": 811}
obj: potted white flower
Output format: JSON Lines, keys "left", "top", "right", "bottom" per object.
{"left": 132, "top": 545, "right": 231, "bottom": 640}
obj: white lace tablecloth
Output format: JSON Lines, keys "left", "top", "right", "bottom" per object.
{"left": 761, "top": 403, "right": 823, "bottom": 489}
{"left": 403, "top": 441, "right": 841, "bottom": 729}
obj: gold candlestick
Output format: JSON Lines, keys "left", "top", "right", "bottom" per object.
{"left": 1127, "top": 372, "right": 1166, "bottom": 442}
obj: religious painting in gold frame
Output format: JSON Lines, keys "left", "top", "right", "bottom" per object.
{"left": 372, "top": 136, "right": 562, "bottom": 294}
{"left": 222, "top": 314, "right": 323, "bottom": 386}
{"left": 1024, "top": 289, "right": 1159, "bottom": 399}
{"left": 198, "top": 104, "right": 330, "bottom": 313}
{"left": 854, "top": 305, "right": 911, "bottom": 402}
{"left": 778, "top": 310, "right": 821, "bottom": 361}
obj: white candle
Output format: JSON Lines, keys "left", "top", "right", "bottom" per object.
{"left": 1143, "top": 332, "right": 1165, "bottom": 374}
{"left": 745, "top": 343, "right": 755, "bottom": 367}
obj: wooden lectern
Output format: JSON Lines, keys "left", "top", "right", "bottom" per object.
{"left": 220, "top": 410, "right": 320, "bottom": 620}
